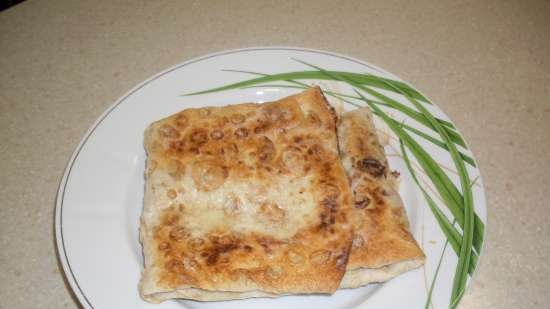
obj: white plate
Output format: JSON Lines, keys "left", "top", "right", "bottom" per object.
{"left": 55, "top": 47, "right": 487, "bottom": 309}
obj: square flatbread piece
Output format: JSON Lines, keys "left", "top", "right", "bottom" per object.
{"left": 337, "top": 107, "right": 425, "bottom": 288}
{"left": 139, "top": 87, "right": 353, "bottom": 302}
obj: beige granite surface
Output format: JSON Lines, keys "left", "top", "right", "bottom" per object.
{"left": 0, "top": 0, "right": 549, "bottom": 308}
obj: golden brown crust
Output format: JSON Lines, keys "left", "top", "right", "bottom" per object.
{"left": 337, "top": 107, "right": 425, "bottom": 273}
{"left": 139, "top": 87, "right": 353, "bottom": 302}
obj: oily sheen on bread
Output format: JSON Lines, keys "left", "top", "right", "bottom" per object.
{"left": 337, "top": 107, "right": 425, "bottom": 288}
{"left": 139, "top": 87, "right": 353, "bottom": 302}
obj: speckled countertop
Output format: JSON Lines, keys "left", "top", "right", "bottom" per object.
{"left": 0, "top": 0, "right": 549, "bottom": 308}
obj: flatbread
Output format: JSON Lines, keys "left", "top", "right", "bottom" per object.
{"left": 337, "top": 107, "right": 425, "bottom": 288}
{"left": 139, "top": 87, "right": 354, "bottom": 302}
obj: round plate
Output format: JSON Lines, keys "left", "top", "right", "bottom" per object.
{"left": 55, "top": 47, "right": 487, "bottom": 309}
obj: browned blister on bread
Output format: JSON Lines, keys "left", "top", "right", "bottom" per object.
{"left": 337, "top": 107, "right": 425, "bottom": 288}
{"left": 139, "top": 87, "right": 353, "bottom": 302}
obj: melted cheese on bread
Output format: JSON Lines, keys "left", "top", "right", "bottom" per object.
{"left": 139, "top": 87, "right": 353, "bottom": 302}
